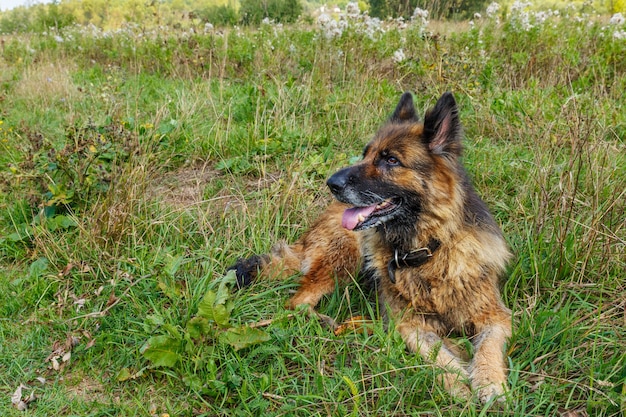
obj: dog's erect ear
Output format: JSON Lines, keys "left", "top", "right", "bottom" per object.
{"left": 390, "top": 92, "right": 419, "bottom": 123}
{"left": 423, "top": 92, "right": 462, "bottom": 156}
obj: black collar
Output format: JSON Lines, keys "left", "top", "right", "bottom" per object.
{"left": 387, "top": 238, "right": 441, "bottom": 284}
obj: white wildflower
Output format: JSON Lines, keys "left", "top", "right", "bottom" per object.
{"left": 393, "top": 48, "right": 406, "bottom": 63}
{"left": 486, "top": 2, "right": 500, "bottom": 18}
{"left": 204, "top": 22, "right": 214, "bottom": 33}
{"left": 474, "top": 13, "right": 482, "bottom": 20}
{"left": 317, "top": 13, "right": 331, "bottom": 26}
{"left": 411, "top": 7, "right": 429, "bottom": 35}
{"left": 54, "top": 35, "right": 64, "bottom": 42}
{"left": 362, "top": 16, "right": 385, "bottom": 40}
{"left": 533, "top": 11, "right": 551, "bottom": 25}
{"left": 609, "top": 13, "right": 625, "bottom": 25}
{"left": 317, "top": 13, "right": 343, "bottom": 38}
{"left": 412, "top": 7, "right": 429, "bottom": 25}
{"left": 614, "top": 29, "right": 626, "bottom": 39}
{"left": 346, "top": 2, "right": 360, "bottom": 19}
{"left": 509, "top": 1, "right": 533, "bottom": 31}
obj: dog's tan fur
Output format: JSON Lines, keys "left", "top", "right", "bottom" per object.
{"left": 230, "top": 92, "right": 512, "bottom": 403}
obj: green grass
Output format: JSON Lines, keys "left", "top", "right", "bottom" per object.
{"left": 1, "top": 7, "right": 625, "bottom": 417}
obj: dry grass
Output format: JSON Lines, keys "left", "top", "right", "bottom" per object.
{"left": 14, "top": 60, "right": 78, "bottom": 107}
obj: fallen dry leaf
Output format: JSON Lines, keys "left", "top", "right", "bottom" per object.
{"left": 59, "top": 263, "right": 74, "bottom": 277}
{"left": 85, "top": 338, "right": 96, "bottom": 349}
{"left": 73, "top": 298, "right": 86, "bottom": 311}
{"left": 11, "top": 384, "right": 24, "bottom": 405}
{"left": 11, "top": 384, "right": 36, "bottom": 411}
{"left": 334, "top": 315, "right": 374, "bottom": 336}
{"left": 79, "top": 262, "right": 91, "bottom": 273}
{"left": 558, "top": 407, "right": 588, "bottom": 417}
{"left": 106, "top": 290, "right": 119, "bottom": 307}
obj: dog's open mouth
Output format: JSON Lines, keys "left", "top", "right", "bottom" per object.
{"left": 342, "top": 198, "right": 400, "bottom": 231}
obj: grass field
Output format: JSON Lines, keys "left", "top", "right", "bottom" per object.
{"left": 1, "top": 5, "right": 625, "bottom": 416}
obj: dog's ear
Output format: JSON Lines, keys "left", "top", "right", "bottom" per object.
{"left": 423, "top": 92, "right": 462, "bottom": 156}
{"left": 390, "top": 92, "right": 419, "bottom": 123}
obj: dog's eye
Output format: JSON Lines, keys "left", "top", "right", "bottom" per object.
{"left": 386, "top": 156, "right": 400, "bottom": 166}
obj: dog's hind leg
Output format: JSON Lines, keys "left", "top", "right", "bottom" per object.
{"left": 228, "top": 240, "right": 304, "bottom": 288}
{"left": 228, "top": 239, "right": 354, "bottom": 329}
{"left": 229, "top": 202, "right": 360, "bottom": 309}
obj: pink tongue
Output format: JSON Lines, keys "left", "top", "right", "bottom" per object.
{"left": 342, "top": 205, "right": 377, "bottom": 230}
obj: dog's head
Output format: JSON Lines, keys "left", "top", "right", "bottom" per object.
{"left": 327, "top": 92, "right": 463, "bottom": 232}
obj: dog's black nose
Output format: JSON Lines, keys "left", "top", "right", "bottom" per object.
{"left": 327, "top": 168, "right": 350, "bottom": 195}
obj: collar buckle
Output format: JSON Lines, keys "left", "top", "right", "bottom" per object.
{"left": 388, "top": 238, "right": 440, "bottom": 284}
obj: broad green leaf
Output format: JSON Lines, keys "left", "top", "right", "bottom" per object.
{"left": 219, "top": 326, "right": 270, "bottom": 351}
{"left": 161, "top": 323, "right": 182, "bottom": 340}
{"left": 183, "top": 375, "right": 205, "bottom": 392}
{"left": 117, "top": 368, "right": 133, "bottom": 381}
{"left": 215, "top": 269, "right": 237, "bottom": 305}
{"left": 143, "top": 314, "right": 164, "bottom": 332}
{"left": 163, "top": 254, "right": 184, "bottom": 277}
{"left": 29, "top": 257, "right": 49, "bottom": 278}
{"left": 158, "top": 119, "right": 178, "bottom": 135}
{"left": 197, "top": 290, "right": 230, "bottom": 327}
{"left": 7, "top": 223, "right": 33, "bottom": 242}
{"left": 186, "top": 316, "right": 211, "bottom": 339}
{"left": 141, "top": 335, "right": 181, "bottom": 368}
{"left": 53, "top": 215, "right": 77, "bottom": 229}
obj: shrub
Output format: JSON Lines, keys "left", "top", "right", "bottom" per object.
{"left": 197, "top": 5, "right": 238, "bottom": 27}
{"left": 239, "top": 0, "right": 303, "bottom": 25}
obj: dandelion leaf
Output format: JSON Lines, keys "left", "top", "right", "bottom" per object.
{"left": 197, "top": 290, "right": 231, "bottom": 328}
{"left": 141, "top": 335, "right": 181, "bottom": 368}
{"left": 219, "top": 326, "right": 270, "bottom": 351}
{"left": 186, "top": 316, "right": 211, "bottom": 339}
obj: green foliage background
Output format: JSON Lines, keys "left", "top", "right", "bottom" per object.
{"left": 1, "top": 0, "right": 622, "bottom": 33}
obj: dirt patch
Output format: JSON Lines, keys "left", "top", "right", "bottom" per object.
{"left": 149, "top": 162, "right": 220, "bottom": 209}
{"left": 149, "top": 162, "right": 288, "bottom": 212}
{"left": 63, "top": 373, "right": 110, "bottom": 405}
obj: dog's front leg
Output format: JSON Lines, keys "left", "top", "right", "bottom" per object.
{"left": 469, "top": 319, "right": 511, "bottom": 404}
{"left": 397, "top": 317, "right": 472, "bottom": 401}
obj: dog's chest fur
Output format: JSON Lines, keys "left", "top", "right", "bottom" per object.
{"left": 360, "top": 227, "right": 508, "bottom": 336}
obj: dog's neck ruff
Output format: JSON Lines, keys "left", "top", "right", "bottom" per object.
{"left": 387, "top": 238, "right": 441, "bottom": 284}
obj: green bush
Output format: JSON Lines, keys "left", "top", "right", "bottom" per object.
{"left": 197, "top": 4, "right": 238, "bottom": 27}
{"left": 239, "top": 0, "right": 303, "bottom": 25}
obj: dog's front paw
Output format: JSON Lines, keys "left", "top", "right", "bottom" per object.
{"left": 475, "top": 382, "right": 507, "bottom": 404}
{"left": 440, "top": 371, "right": 472, "bottom": 402}
{"left": 227, "top": 254, "right": 267, "bottom": 288}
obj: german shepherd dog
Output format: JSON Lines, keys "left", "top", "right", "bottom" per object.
{"left": 229, "top": 92, "right": 512, "bottom": 403}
